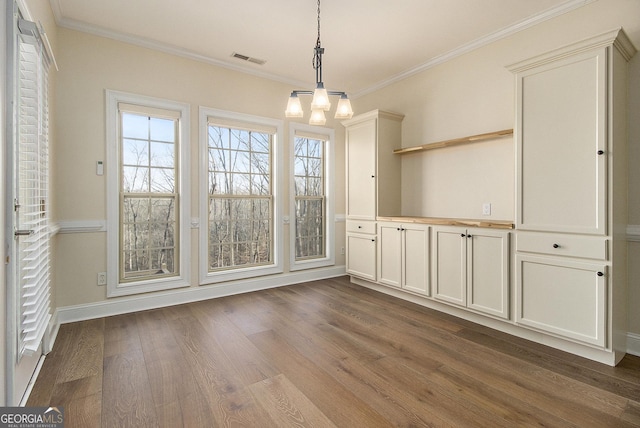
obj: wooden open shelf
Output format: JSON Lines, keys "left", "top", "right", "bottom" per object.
{"left": 393, "top": 128, "right": 514, "bottom": 154}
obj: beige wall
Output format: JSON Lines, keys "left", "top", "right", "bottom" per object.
{"left": 28, "top": 0, "right": 640, "bottom": 340}
{"left": 353, "top": 0, "right": 640, "bottom": 333}
{"left": 53, "top": 28, "right": 346, "bottom": 307}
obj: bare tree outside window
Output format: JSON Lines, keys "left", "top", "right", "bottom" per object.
{"left": 120, "top": 112, "right": 178, "bottom": 280}
{"left": 294, "top": 136, "right": 325, "bottom": 260}
{"left": 207, "top": 125, "right": 273, "bottom": 270}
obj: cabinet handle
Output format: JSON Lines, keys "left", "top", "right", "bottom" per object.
{"left": 597, "top": 271, "right": 604, "bottom": 277}
{"left": 553, "top": 244, "right": 560, "bottom": 249}
{"left": 597, "top": 150, "right": 604, "bottom": 155}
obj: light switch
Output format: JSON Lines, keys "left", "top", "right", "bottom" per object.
{"left": 96, "top": 161, "right": 104, "bottom": 176}
{"left": 482, "top": 203, "right": 491, "bottom": 216}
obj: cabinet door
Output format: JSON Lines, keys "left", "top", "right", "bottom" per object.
{"left": 433, "top": 227, "right": 466, "bottom": 306}
{"left": 378, "top": 223, "right": 402, "bottom": 288}
{"left": 467, "top": 230, "right": 509, "bottom": 319}
{"left": 516, "top": 254, "right": 606, "bottom": 347}
{"left": 517, "top": 48, "right": 607, "bottom": 235}
{"left": 346, "top": 119, "right": 376, "bottom": 220}
{"left": 402, "top": 224, "right": 430, "bottom": 296}
{"left": 346, "top": 234, "right": 377, "bottom": 281}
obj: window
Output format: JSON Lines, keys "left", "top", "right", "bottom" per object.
{"left": 200, "top": 108, "right": 283, "bottom": 284}
{"left": 12, "top": 17, "right": 52, "bottom": 356}
{"left": 106, "top": 91, "right": 190, "bottom": 297}
{"left": 290, "top": 124, "right": 335, "bottom": 271}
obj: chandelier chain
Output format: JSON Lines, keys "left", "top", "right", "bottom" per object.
{"left": 313, "top": 0, "right": 322, "bottom": 72}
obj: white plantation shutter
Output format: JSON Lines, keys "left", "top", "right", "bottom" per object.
{"left": 16, "top": 20, "right": 51, "bottom": 356}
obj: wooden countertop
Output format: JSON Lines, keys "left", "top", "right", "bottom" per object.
{"left": 377, "top": 216, "right": 514, "bottom": 230}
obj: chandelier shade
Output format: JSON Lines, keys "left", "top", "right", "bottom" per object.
{"left": 285, "top": 0, "right": 354, "bottom": 124}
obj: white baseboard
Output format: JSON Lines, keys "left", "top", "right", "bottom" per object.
{"left": 55, "top": 265, "right": 346, "bottom": 325}
{"left": 627, "top": 332, "right": 640, "bottom": 357}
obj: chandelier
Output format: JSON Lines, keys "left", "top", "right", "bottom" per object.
{"left": 285, "top": 0, "right": 353, "bottom": 125}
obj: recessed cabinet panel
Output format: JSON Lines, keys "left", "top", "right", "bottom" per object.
{"left": 516, "top": 254, "right": 606, "bottom": 347}
{"left": 378, "top": 224, "right": 402, "bottom": 288}
{"left": 468, "top": 231, "right": 510, "bottom": 319}
{"left": 433, "top": 227, "right": 466, "bottom": 306}
{"left": 403, "top": 226, "right": 430, "bottom": 295}
{"left": 517, "top": 49, "right": 607, "bottom": 235}
{"left": 346, "top": 120, "right": 377, "bottom": 220}
{"left": 346, "top": 234, "right": 377, "bottom": 281}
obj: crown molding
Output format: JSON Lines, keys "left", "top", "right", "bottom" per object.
{"left": 352, "top": 0, "right": 597, "bottom": 99}
{"left": 50, "top": 0, "right": 596, "bottom": 98}
{"left": 49, "top": 0, "right": 309, "bottom": 89}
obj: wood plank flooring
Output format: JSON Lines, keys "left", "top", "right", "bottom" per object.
{"left": 28, "top": 276, "right": 640, "bottom": 427}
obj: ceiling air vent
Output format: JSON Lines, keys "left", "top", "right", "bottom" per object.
{"left": 231, "top": 52, "right": 266, "bottom": 65}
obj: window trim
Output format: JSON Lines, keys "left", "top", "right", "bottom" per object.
{"left": 199, "top": 107, "right": 283, "bottom": 284}
{"left": 106, "top": 90, "right": 190, "bottom": 297}
{"left": 289, "top": 123, "right": 335, "bottom": 271}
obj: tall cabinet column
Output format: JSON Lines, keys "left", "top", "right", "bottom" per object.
{"left": 509, "top": 29, "right": 636, "bottom": 363}
{"left": 343, "top": 110, "right": 404, "bottom": 282}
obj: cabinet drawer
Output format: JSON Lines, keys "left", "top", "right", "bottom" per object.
{"left": 347, "top": 221, "right": 376, "bottom": 234}
{"left": 516, "top": 232, "right": 607, "bottom": 260}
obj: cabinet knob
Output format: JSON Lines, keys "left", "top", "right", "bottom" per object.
{"left": 358, "top": 226, "right": 362, "bottom": 229}
{"left": 553, "top": 244, "right": 560, "bottom": 249}
{"left": 467, "top": 234, "right": 472, "bottom": 238}
{"left": 371, "top": 175, "right": 375, "bottom": 178}
{"left": 597, "top": 271, "right": 604, "bottom": 277}
{"left": 597, "top": 150, "right": 604, "bottom": 155}
{"left": 460, "top": 233, "right": 466, "bottom": 237}
{"left": 371, "top": 239, "right": 375, "bottom": 242}
{"left": 397, "top": 228, "right": 401, "bottom": 231}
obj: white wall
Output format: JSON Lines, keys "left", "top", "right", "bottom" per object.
{"left": 52, "top": 28, "right": 346, "bottom": 308}
{"left": 353, "top": 0, "right": 640, "bottom": 334}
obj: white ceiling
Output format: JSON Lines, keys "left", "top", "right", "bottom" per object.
{"left": 49, "top": 0, "right": 594, "bottom": 97}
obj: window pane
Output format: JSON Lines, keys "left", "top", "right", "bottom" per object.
{"left": 122, "top": 113, "right": 148, "bottom": 139}
{"left": 151, "top": 197, "right": 175, "bottom": 223}
{"left": 150, "top": 141, "right": 174, "bottom": 168}
{"left": 251, "top": 174, "right": 270, "bottom": 195}
{"left": 123, "top": 197, "right": 149, "bottom": 223}
{"left": 231, "top": 150, "right": 250, "bottom": 173}
{"left": 252, "top": 132, "right": 270, "bottom": 153}
{"left": 294, "top": 157, "right": 306, "bottom": 177}
{"left": 149, "top": 117, "right": 175, "bottom": 142}
{"left": 123, "top": 166, "right": 148, "bottom": 192}
{"left": 123, "top": 139, "right": 148, "bottom": 166}
{"left": 150, "top": 167, "right": 174, "bottom": 193}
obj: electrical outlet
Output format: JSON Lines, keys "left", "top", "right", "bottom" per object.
{"left": 482, "top": 203, "right": 492, "bottom": 216}
{"left": 97, "top": 272, "right": 107, "bottom": 286}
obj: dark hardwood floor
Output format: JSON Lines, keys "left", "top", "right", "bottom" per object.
{"left": 28, "top": 276, "right": 640, "bottom": 427}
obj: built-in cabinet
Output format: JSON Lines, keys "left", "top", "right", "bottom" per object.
{"left": 343, "top": 110, "right": 404, "bottom": 282}
{"left": 432, "top": 227, "right": 509, "bottom": 319}
{"left": 509, "top": 29, "right": 636, "bottom": 359}
{"left": 343, "top": 29, "right": 636, "bottom": 366}
{"left": 377, "top": 222, "right": 430, "bottom": 296}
